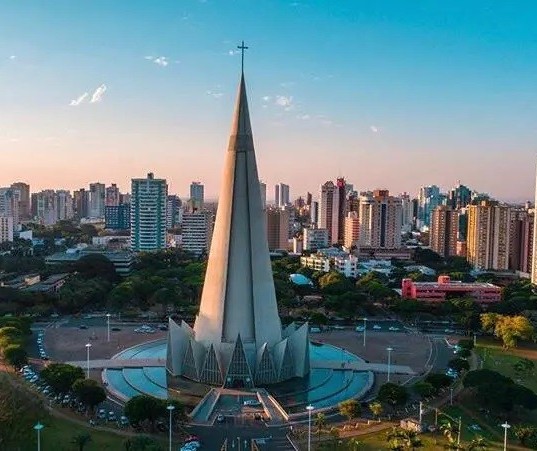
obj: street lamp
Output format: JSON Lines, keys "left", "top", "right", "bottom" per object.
{"left": 363, "top": 317, "right": 367, "bottom": 347}
{"left": 457, "top": 417, "right": 462, "bottom": 446}
{"left": 167, "top": 404, "right": 175, "bottom": 451}
{"left": 501, "top": 422, "right": 511, "bottom": 451}
{"left": 34, "top": 422, "right": 44, "bottom": 451}
{"left": 386, "top": 347, "right": 394, "bottom": 382}
{"left": 85, "top": 343, "right": 92, "bottom": 378}
{"left": 106, "top": 313, "right": 111, "bottom": 342}
{"left": 306, "top": 404, "right": 314, "bottom": 451}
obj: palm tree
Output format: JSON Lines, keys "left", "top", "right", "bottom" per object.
{"left": 440, "top": 420, "right": 458, "bottom": 444}
{"left": 369, "top": 401, "right": 383, "bottom": 421}
{"left": 315, "top": 412, "right": 327, "bottom": 441}
{"left": 71, "top": 433, "right": 92, "bottom": 451}
{"left": 467, "top": 436, "right": 488, "bottom": 451}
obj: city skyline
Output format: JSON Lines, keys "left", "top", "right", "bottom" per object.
{"left": 2, "top": 1, "right": 537, "bottom": 201}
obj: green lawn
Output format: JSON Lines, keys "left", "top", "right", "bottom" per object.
{"left": 18, "top": 415, "right": 172, "bottom": 451}
{"left": 475, "top": 341, "right": 537, "bottom": 393}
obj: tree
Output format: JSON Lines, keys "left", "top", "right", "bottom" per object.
{"left": 124, "top": 395, "right": 166, "bottom": 431}
{"left": 467, "top": 436, "right": 488, "bottom": 451}
{"left": 309, "top": 312, "right": 328, "bottom": 326}
{"left": 74, "top": 254, "right": 118, "bottom": 282}
{"left": 339, "top": 399, "right": 361, "bottom": 421}
{"left": 369, "top": 401, "right": 383, "bottom": 420}
{"left": 425, "top": 373, "right": 452, "bottom": 391}
{"left": 456, "top": 348, "right": 471, "bottom": 359}
{"left": 41, "top": 363, "right": 85, "bottom": 394}
{"left": 72, "top": 379, "right": 106, "bottom": 412}
{"left": 314, "top": 412, "right": 327, "bottom": 441}
{"left": 3, "top": 344, "right": 27, "bottom": 367}
{"left": 513, "top": 424, "right": 537, "bottom": 447}
{"left": 457, "top": 339, "right": 474, "bottom": 351}
{"left": 72, "top": 433, "right": 92, "bottom": 451}
{"left": 448, "top": 358, "right": 470, "bottom": 373}
{"left": 440, "top": 420, "right": 459, "bottom": 445}
{"left": 123, "top": 435, "right": 163, "bottom": 451}
{"left": 412, "top": 381, "right": 436, "bottom": 399}
{"left": 318, "top": 271, "right": 352, "bottom": 295}
{"left": 480, "top": 313, "right": 534, "bottom": 348}
{"left": 386, "top": 427, "right": 423, "bottom": 450}
{"left": 377, "top": 383, "right": 409, "bottom": 408}
{"left": 512, "top": 358, "right": 535, "bottom": 376}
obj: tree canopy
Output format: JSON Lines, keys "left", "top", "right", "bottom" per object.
{"left": 480, "top": 313, "right": 534, "bottom": 348}
{"left": 41, "top": 363, "right": 85, "bottom": 394}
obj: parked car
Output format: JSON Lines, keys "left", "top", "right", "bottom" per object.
{"left": 216, "top": 414, "right": 225, "bottom": 423}
{"left": 355, "top": 326, "right": 365, "bottom": 332}
{"left": 107, "top": 411, "right": 117, "bottom": 422}
{"left": 119, "top": 416, "right": 129, "bottom": 427}
{"left": 79, "top": 325, "right": 88, "bottom": 330}
{"left": 388, "top": 326, "right": 400, "bottom": 331}
{"left": 372, "top": 324, "right": 382, "bottom": 330}
{"left": 97, "top": 409, "right": 107, "bottom": 419}
{"left": 243, "top": 399, "right": 261, "bottom": 407}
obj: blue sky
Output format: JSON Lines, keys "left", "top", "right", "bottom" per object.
{"left": 1, "top": 0, "right": 536, "bottom": 201}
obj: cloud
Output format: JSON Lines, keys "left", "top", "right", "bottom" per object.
{"left": 8, "top": 55, "right": 16, "bottom": 60}
{"left": 279, "top": 81, "right": 295, "bottom": 88}
{"left": 228, "top": 49, "right": 240, "bottom": 56}
{"left": 275, "top": 95, "right": 294, "bottom": 111}
{"left": 206, "top": 90, "right": 224, "bottom": 99}
{"left": 90, "top": 84, "right": 107, "bottom": 103}
{"left": 145, "top": 55, "right": 169, "bottom": 67}
{"left": 69, "top": 92, "right": 89, "bottom": 106}
{"left": 296, "top": 114, "right": 311, "bottom": 120}
{"left": 370, "top": 125, "right": 380, "bottom": 133}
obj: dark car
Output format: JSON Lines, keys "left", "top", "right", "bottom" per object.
{"left": 111, "top": 327, "right": 121, "bottom": 332}
{"left": 79, "top": 325, "right": 88, "bottom": 330}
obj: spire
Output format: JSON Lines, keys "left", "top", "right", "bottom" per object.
{"left": 229, "top": 73, "right": 252, "bottom": 138}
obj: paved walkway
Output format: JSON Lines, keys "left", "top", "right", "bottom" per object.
{"left": 310, "top": 359, "right": 415, "bottom": 375}
{"left": 66, "top": 358, "right": 164, "bottom": 369}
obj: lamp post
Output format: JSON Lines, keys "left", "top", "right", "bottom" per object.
{"left": 106, "top": 313, "right": 111, "bottom": 342}
{"left": 306, "top": 404, "right": 314, "bottom": 451}
{"left": 363, "top": 317, "right": 367, "bottom": 347}
{"left": 386, "top": 347, "right": 393, "bottom": 382}
{"left": 34, "top": 422, "right": 44, "bottom": 451}
{"left": 457, "top": 417, "right": 462, "bottom": 446}
{"left": 85, "top": 343, "right": 92, "bottom": 378}
{"left": 450, "top": 387, "right": 454, "bottom": 406}
{"left": 167, "top": 404, "right": 175, "bottom": 451}
{"left": 501, "top": 422, "right": 511, "bottom": 451}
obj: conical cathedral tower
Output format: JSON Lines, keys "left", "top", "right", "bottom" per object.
{"left": 166, "top": 63, "right": 310, "bottom": 388}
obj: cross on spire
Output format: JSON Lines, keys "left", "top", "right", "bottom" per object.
{"left": 237, "top": 40, "right": 248, "bottom": 73}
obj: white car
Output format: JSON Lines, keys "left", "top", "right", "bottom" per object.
{"left": 388, "top": 326, "right": 400, "bottom": 331}
{"left": 243, "top": 399, "right": 261, "bottom": 406}
{"left": 355, "top": 326, "right": 365, "bottom": 332}
{"left": 372, "top": 324, "right": 382, "bottom": 330}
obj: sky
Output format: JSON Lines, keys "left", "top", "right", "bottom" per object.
{"left": 1, "top": 0, "right": 537, "bottom": 202}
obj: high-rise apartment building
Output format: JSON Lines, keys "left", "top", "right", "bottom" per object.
{"left": 400, "top": 192, "right": 414, "bottom": 233}
{"left": 10, "top": 182, "right": 30, "bottom": 220}
{"left": 189, "top": 182, "right": 204, "bottom": 212}
{"left": 105, "top": 184, "right": 121, "bottom": 207}
{"left": 105, "top": 204, "right": 131, "bottom": 230}
{"left": 166, "top": 195, "right": 182, "bottom": 229}
{"left": 344, "top": 211, "right": 360, "bottom": 251}
{"left": 430, "top": 206, "right": 459, "bottom": 257}
{"left": 274, "top": 183, "right": 290, "bottom": 207}
{"left": 509, "top": 208, "right": 533, "bottom": 274}
{"left": 358, "top": 190, "right": 402, "bottom": 249}
{"left": 467, "top": 201, "right": 511, "bottom": 271}
{"left": 89, "top": 183, "right": 105, "bottom": 218}
{"left": 310, "top": 201, "right": 318, "bottom": 227}
{"left": 335, "top": 178, "right": 347, "bottom": 244}
{"left": 533, "top": 160, "right": 537, "bottom": 284}
{"left": 181, "top": 210, "right": 214, "bottom": 256}
{"left": 55, "top": 190, "right": 74, "bottom": 221}
{"left": 448, "top": 182, "right": 472, "bottom": 210}
{"left": 417, "top": 185, "right": 442, "bottom": 230}
{"left": 73, "top": 189, "right": 89, "bottom": 219}
{"left": 303, "top": 227, "right": 329, "bottom": 251}
{"left": 259, "top": 182, "right": 267, "bottom": 210}
{"left": 0, "top": 216, "right": 14, "bottom": 243}
{"left": 265, "top": 207, "right": 290, "bottom": 251}
{"left": 0, "top": 188, "right": 20, "bottom": 226}
{"left": 130, "top": 173, "right": 167, "bottom": 252}
{"left": 318, "top": 181, "right": 339, "bottom": 244}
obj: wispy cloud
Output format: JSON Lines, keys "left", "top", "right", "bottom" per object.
{"left": 227, "top": 49, "right": 240, "bottom": 56}
{"left": 279, "top": 81, "right": 295, "bottom": 88}
{"left": 69, "top": 92, "right": 89, "bottom": 107}
{"left": 275, "top": 95, "right": 294, "bottom": 111}
{"left": 206, "top": 90, "right": 224, "bottom": 99}
{"left": 145, "top": 55, "right": 169, "bottom": 67}
{"left": 370, "top": 125, "right": 380, "bottom": 133}
{"left": 8, "top": 55, "right": 16, "bottom": 60}
{"left": 296, "top": 114, "right": 311, "bottom": 120}
{"left": 262, "top": 96, "right": 271, "bottom": 102}
{"left": 90, "top": 84, "right": 107, "bottom": 103}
